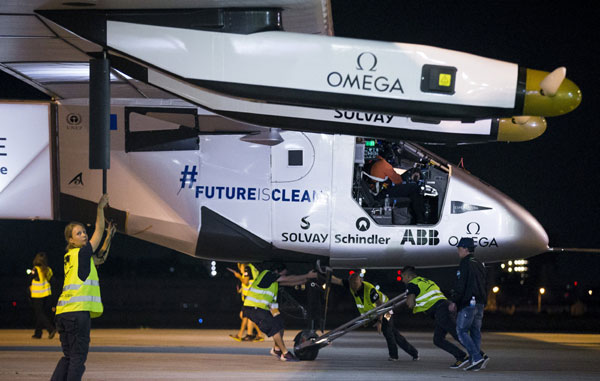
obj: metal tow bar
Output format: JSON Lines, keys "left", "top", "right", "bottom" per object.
{"left": 293, "top": 291, "right": 408, "bottom": 361}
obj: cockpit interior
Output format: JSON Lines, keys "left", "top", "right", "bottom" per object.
{"left": 353, "top": 138, "right": 450, "bottom": 226}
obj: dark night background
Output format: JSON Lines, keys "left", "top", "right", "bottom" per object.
{"left": 1, "top": 1, "right": 599, "bottom": 331}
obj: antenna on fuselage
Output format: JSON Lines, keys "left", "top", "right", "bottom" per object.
{"left": 548, "top": 248, "right": 600, "bottom": 253}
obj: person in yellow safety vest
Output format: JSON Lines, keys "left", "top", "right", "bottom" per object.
{"left": 227, "top": 263, "right": 264, "bottom": 342}
{"left": 401, "top": 266, "right": 475, "bottom": 369}
{"left": 331, "top": 272, "right": 419, "bottom": 361}
{"left": 51, "top": 194, "right": 113, "bottom": 381}
{"left": 29, "top": 252, "right": 57, "bottom": 339}
{"left": 242, "top": 263, "right": 317, "bottom": 362}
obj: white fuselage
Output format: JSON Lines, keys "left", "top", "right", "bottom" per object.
{"left": 54, "top": 104, "right": 548, "bottom": 267}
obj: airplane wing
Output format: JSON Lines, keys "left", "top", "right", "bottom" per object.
{"left": 0, "top": 0, "right": 332, "bottom": 106}
{"left": 1, "top": 0, "right": 580, "bottom": 144}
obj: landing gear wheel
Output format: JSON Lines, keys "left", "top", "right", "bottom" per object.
{"left": 293, "top": 330, "right": 320, "bottom": 361}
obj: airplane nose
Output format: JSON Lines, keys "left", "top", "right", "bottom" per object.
{"left": 522, "top": 68, "right": 582, "bottom": 117}
{"left": 512, "top": 209, "right": 549, "bottom": 256}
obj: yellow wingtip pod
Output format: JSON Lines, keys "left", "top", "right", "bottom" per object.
{"left": 497, "top": 117, "right": 547, "bottom": 142}
{"left": 523, "top": 69, "right": 582, "bottom": 117}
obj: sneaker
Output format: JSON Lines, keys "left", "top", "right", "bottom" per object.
{"left": 229, "top": 334, "right": 243, "bottom": 342}
{"left": 252, "top": 335, "right": 265, "bottom": 342}
{"left": 412, "top": 355, "right": 420, "bottom": 361}
{"left": 280, "top": 352, "right": 299, "bottom": 362}
{"left": 270, "top": 348, "right": 283, "bottom": 358}
{"left": 388, "top": 357, "right": 399, "bottom": 362}
{"left": 480, "top": 354, "right": 490, "bottom": 369}
{"left": 450, "top": 356, "right": 469, "bottom": 369}
{"left": 465, "top": 358, "right": 484, "bottom": 371}
{"left": 48, "top": 329, "right": 57, "bottom": 339}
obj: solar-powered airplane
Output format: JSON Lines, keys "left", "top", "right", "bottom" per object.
{"left": 0, "top": 0, "right": 583, "bottom": 268}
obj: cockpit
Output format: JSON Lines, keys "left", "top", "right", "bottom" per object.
{"left": 353, "top": 138, "right": 450, "bottom": 225}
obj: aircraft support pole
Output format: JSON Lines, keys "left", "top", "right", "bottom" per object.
{"left": 89, "top": 52, "right": 111, "bottom": 194}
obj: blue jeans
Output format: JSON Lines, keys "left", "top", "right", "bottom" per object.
{"left": 456, "top": 304, "right": 484, "bottom": 362}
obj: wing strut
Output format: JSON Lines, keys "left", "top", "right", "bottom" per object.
{"left": 89, "top": 52, "right": 111, "bottom": 195}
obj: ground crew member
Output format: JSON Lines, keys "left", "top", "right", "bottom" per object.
{"left": 29, "top": 252, "right": 57, "bottom": 339}
{"left": 332, "top": 272, "right": 419, "bottom": 361}
{"left": 242, "top": 264, "right": 316, "bottom": 361}
{"left": 51, "top": 194, "right": 112, "bottom": 381}
{"left": 401, "top": 266, "right": 469, "bottom": 369}
{"left": 228, "top": 263, "right": 264, "bottom": 341}
{"left": 449, "top": 237, "right": 490, "bottom": 371}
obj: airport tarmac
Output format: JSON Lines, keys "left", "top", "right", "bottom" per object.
{"left": 1, "top": 329, "right": 599, "bottom": 380}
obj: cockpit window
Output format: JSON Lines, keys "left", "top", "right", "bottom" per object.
{"left": 353, "top": 138, "right": 449, "bottom": 225}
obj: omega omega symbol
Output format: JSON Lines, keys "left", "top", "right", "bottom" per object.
{"left": 356, "top": 52, "right": 377, "bottom": 72}
{"left": 356, "top": 217, "right": 370, "bottom": 232}
{"left": 466, "top": 222, "right": 481, "bottom": 235}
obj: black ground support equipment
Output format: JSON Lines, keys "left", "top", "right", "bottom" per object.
{"left": 293, "top": 291, "right": 408, "bottom": 361}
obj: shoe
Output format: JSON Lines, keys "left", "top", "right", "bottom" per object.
{"left": 480, "top": 354, "right": 490, "bottom": 369}
{"left": 412, "top": 355, "right": 420, "bottom": 361}
{"left": 48, "top": 329, "right": 57, "bottom": 339}
{"left": 270, "top": 348, "right": 283, "bottom": 358}
{"left": 388, "top": 357, "right": 399, "bottom": 362}
{"left": 242, "top": 334, "right": 254, "bottom": 341}
{"left": 31, "top": 335, "right": 42, "bottom": 339}
{"left": 280, "top": 352, "right": 299, "bottom": 362}
{"left": 449, "top": 356, "right": 469, "bottom": 369}
{"left": 465, "top": 358, "right": 484, "bottom": 371}
{"left": 229, "top": 334, "right": 243, "bottom": 342}
{"left": 253, "top": 335, "right": 265, "bottom": 342}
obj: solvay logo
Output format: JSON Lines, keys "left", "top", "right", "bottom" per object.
{"left": 301, "top": 216, "right": 310, "bottom": 230}
{"left": 326, "top": 52, "right": 404, "bottom": 94}
{"left": 356, "top": 217, "right": 370, "bottom": 232}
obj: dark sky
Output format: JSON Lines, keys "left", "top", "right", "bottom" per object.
{"left": 331, "top": 0, "right": 600, "bottom": 249}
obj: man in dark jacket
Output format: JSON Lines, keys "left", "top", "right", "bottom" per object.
{"left": 449, "top": 237, "right": 489, "bottom": 371}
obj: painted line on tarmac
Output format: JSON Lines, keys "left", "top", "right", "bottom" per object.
{"left": 0, "top": 346, "right": 271, "bottom": 355}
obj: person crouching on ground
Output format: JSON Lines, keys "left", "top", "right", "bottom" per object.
{"left": 242, "top": 264, "right": 316, "bottom": 361}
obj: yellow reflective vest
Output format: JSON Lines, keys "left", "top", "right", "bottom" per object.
{"left": 409, "top": 276, "right": 446, "bottom": 314}
{"left": 30, "top": 266, "right": 53, "bottom": 298}
{"left": 56, "top": 247, "right": 103, "bottom": 318}
{"left": 243, "top": 270, "right": 278, "bottom": 311}
{"left": 350, "top": 281, "right": 388, "bottom": 315}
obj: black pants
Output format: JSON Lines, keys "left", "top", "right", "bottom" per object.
{"left": 31, "top": 297, "right": 55, "bottom": 337}
{"left": 388, "top": 183, "right": 426, "bottom": 223}
{"left": 51, "top": 311, "right": 90, "bottom": 381}
{"left": 381, "top": 317, "right": 418, "bottom": 359}
{"left": 432, "top": 300, "right": 467, "bottom": 360}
